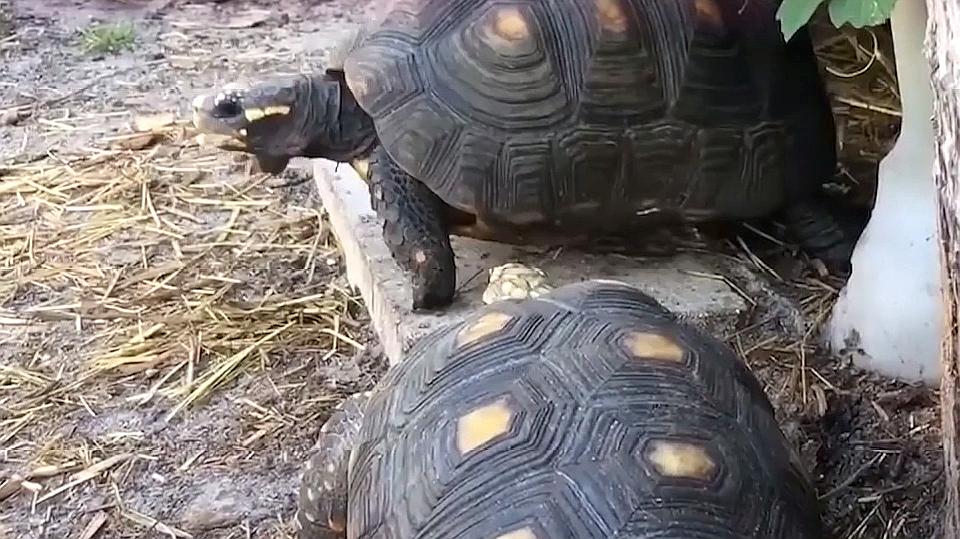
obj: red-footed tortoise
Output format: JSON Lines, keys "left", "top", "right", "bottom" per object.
{"left": 293, "top": 275, "right": 824, "bottom": 538}
{"left": 191, "top": 0, "right": 851, "bottom": 311}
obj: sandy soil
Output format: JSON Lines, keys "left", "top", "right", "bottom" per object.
{"left": 0, "top": 2, "right": 944, "bottom": 539}
{"left": 1, "top": 1, "right": 385, "bottom": 537}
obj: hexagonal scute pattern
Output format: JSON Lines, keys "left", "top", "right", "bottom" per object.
{"left": 344, "top": 280, "right": 823, "bottom": 538}
{"left": 340, "top": 0, "right": 816, "bottom": 226}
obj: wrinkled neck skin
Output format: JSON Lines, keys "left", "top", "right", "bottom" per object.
{"left": 301, "top": 71, "right": 377, "bottom": 162}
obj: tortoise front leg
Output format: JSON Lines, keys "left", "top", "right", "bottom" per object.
{"left": 367, "top": 146, "right": 457, "bottom": 309}
{"left": 295, "top": 391, "right": 371, "bottom": 539}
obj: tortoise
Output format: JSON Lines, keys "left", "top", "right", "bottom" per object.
{"left": 293, "top": 277, "right": 825, "bottom": 539}
{"left": 191, "top": 0, "right": 852, "bottom": 311}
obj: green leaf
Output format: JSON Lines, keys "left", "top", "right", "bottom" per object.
{"left": 776, "top": 0, "right": 827, "bottom": 41}
{"left": 827, "top": 0, "right": 897, "bottom": 28}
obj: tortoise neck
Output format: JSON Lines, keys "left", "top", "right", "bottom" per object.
{"left": 303, "top": 72, "right": 378, "bottom": 162}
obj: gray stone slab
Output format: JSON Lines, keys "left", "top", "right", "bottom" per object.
{"left": 312, "top": 158, "right": 748, "bottom": 365}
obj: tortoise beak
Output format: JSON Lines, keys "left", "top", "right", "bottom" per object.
{"left": 192, "top": 93, "right": 244, "bottom": 136}
{"left": 191, "top": 92, "right": 250, "bottom": 150}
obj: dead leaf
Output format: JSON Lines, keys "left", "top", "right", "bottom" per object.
{"left": 109, "top": 132, "right": 160, "bottom": 150}
{"left": 133, "top": 112, "right": 176, "bottom": 132}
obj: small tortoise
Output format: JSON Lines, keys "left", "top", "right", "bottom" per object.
{"left": 294, "top": 278, "right": 824, "bottom": 539}
{"left": 192, "top": 0, "right": 851, "bottom": 310}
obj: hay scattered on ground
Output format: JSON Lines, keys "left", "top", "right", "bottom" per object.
{"left": 0, "top": 113, "right": 364, "bottom": 515}
{"left": 711, "top": 19, "right": 943, "bottom": 537}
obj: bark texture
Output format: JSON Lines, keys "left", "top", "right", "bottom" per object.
{"left": 923, "top": 0, "right": 960, "bottom": 535}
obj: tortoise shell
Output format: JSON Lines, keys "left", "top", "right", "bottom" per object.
{"left": 333, "top": 0, "right": 831, "bottom": 228}
{"left": 342, "top": 280, "right": 823, "bottom": 538}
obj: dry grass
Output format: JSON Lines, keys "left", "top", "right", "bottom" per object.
{"left": 811, "top": 13, "right": 903, "bottom": 204}
{"left": 0, "top": 113, "right": 364, "bottom": 528}
{"left": 714, "top": 245, "right": 943, "bottom": 537}
{"left": 0, "top": 2, "right": 379, "bottom": 534}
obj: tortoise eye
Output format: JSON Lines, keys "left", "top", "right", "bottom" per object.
{"left": 212, "top": 94, "right": 243, "bottom": 118}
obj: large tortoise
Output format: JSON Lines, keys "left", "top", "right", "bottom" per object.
{"left": 192, "top": 0, "right": 851, "bottom": 310}
{"left": 293, "top": 277, "right": 824, "bottom": 538}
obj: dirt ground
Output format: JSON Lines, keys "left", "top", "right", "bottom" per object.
{"left": 1, "top": 1, "right": 386, "bottom": 537}
{"left": 0, "top": 2, "right": 944, "bottom": 539}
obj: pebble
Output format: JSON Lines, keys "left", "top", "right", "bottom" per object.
{"left": 180, "top": 481, "right": 252, "bottom": 532}
{"left": 1, "top": 109, "right": 24, "bottom": 125}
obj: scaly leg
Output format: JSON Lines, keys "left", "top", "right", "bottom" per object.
{"left": 295, "top": 391, "right": 371, "bottom": 539}
{"left": 367, "top": 146, "right": 457, "bottom": 309}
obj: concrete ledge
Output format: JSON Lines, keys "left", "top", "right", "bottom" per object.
{"left": 312, "top": 158, "right": 748, "bottom": 365}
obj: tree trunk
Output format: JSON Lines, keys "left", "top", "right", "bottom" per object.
{"left": 824, "top": 0, "right": 942, "bottom": 385}
{"left": 923, "top": 0, "right": 960, "bottom": 534}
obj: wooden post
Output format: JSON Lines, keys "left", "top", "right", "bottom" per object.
{"left": 923, "top": 0, "right": 960, "bottom": 535}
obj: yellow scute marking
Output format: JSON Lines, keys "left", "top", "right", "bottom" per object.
{"left": 457, "top": 398, "right": 514, "bottom": 454}
{"left": 493, "top": 6, "right": 530, "bottom": 41}
{"left": 456, "top": 311, "right": 512, "bottom": 347}
{"left": 695, "top": 0, "right": 724, "bottom": 27}
{"left": 595, "top": 0, "right": 628, "bottom": 33}
{"left": 646, "top": 440, "right": 717, "bottom": 480}
{"left": 624, "top": 331, "right": 685, "bottom": 362}
{"left": 494, "top": 527, "right": 537, "bottom": 539}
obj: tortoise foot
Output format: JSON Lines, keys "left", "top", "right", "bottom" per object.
{"left": 780, "top": 200, "right": 855, "bottom": 275}
{"left": 295, "top": 391, "right": 372, "bottom": 539}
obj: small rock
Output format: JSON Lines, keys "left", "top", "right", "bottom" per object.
{"left": 180, "top": 481, "right": 249, "bottom": 532}
{"left": 223, "top": 9, "right": 274, "bottom": 29}
{"left": 1, "top": 109, "right": 24, "bottom": 125}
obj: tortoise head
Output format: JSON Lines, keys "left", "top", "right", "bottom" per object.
{"left": 191, "top": 73, "right": 376, "bottom": 174}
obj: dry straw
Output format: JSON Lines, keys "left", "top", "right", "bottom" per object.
{"left": 0, "top": 110, "right": 364, "bottom": 519}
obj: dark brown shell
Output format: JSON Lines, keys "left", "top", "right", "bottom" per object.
{"left": 344, "top": 280, "right": 824, "bottom": 538}
{"left": 338, "top": 0, "right": 829, "bottom": 227}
